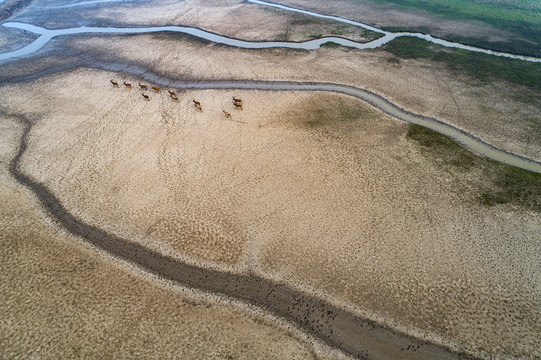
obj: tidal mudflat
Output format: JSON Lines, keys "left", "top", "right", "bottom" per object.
{"left": 1, "top": 0, "right": 540, "bottom": 359}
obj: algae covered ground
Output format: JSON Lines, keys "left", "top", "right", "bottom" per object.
{"left": 406, "top": 124, "right": 541, "bottom": 212}
{"left": 372, "top": 0, "right": 541, "bottom": 56}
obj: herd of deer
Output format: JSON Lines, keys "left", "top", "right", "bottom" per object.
{"left": 110, "top": 79, "right": 243, "bottom": 117}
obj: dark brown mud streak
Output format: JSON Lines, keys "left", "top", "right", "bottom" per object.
{"left": 5, "top": 109, "right": 474, "bottom": 360}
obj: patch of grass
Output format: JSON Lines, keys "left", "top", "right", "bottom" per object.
{"left": 406, "top": 124, "right": 541, "bottom": 211}
{"left": 367, "top": 0, "right": 541, "bottom": 56}
{"left": 274, "top": 32, "right": 288, "bottom": 41}
{"left": 442, "top": 34, "right": 538, "bottom": 59}
{"left": 291, "top": 17, "right": 320, "bottom": 26}
{"left": 320, "top": 42, "right": 357, "bottom": 51}
{"left": 321, "top": 41, "right": 341, "bottom": 48}
{"left": 526, "top": 117, "right": 541, "bottom": 132}
{"left": 478, "top": 166, "right": 541, "bottom": 208}
{"left": 301, "top": 99, "right": 375, "bottom": 128}
{"left": 382, "top": 37, "right": 541, "bottom": 91}
{"left": 361, "top": 29, "right": 383, "bottom": 41}
{"left": 381, "top": 25, "right": 433, "bottom": 34}
{"left": 151, "top": 31, "right": 211, "bottom": 45}
{"left": 383, "top": 37, "right": 436, "bottom": 59}
{"left": 406, "top": 124, "right": 477, "bottom": 170}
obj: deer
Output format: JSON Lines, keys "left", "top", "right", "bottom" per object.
{"left": 192, "top": 99, "right": 201, "bottom": 106}
{"left": 195, "top": 104, "right": 202, "bottom": 112}
{"left": 233, "top": 97, "right": 242, "bottom": 104}
{"left": 152, "top": 86, "right": 160, "bottom": 92}
{"left": 110, "top": 80, "right": 119, "bottom": 87}
{"left": 233, "top": 102, "right": 243, "bottom": 110}
{"left": 123, "top": 81, "right": 132, "bottom": 88}
{"left": 139, "top": 83, "right": 148, "bottom": 90}
{"left": 223, "top": 110, "right": 231, "bottom": 118}
{"left": 168, "top": 89, "right": 177, "bottom": 96}
{"left": 142, "top": 93, "right": 150, "bottom": 101}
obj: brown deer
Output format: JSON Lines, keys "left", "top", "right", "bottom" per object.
{"left": 223, "top": 110, "right": 231, "bottom": 118}
{"left": 192, "top": 99, "right": 201, "bottom": 106}
{"left": 195, "top": 104, "right": 202, "bottom": 112}
{"left": 142, "top": 93, "right": 150, "bottom": 101}
{"left": 110, "top": 80, "right": 119, "bottom": 87}
{"left": 233, "top": 97, "right": 242, "bottom": 103}
{"left": 168, "top": 89, "right": 177, "bottom": 96}
{"left": 123, "top": 81, "right": 132, "bottom": 88}
{"left": 233, "top": 102, "right": 243, "bottom": 110}
{"left": 139, "top": 83, "right": 148, "bottom": 90}
{"left": 171, "top": 94, "right": 178, "bottom": 101}
{"left": 152, "top": 86, "right": 160, "bottom": 92}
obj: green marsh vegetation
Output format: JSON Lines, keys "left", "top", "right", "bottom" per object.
{"left": 382, "top": 37, "right": 541, "bottom": 91}
{"left": 368, "top": 0, "right": 541, "bottom": 56}
{"left": 320, "top": 41, "right": 356, "bottom": 51}
{"left": 151, "top": 32, "right": 211, "bottom": 45}
{"left": 297, "top": 97, "right": 376, "bottom": 129}
{"left": 406, "top": 124, "right": 541, "bottom": 211}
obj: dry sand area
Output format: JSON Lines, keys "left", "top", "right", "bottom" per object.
{"left": 63, "top": 27, "right": 541, "bottom": 163}
{"left": 0, "top": 114, "right": 325, "bottom": 359}
{"left": 1, "top": 68, "right": 540, "bottom": 358}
